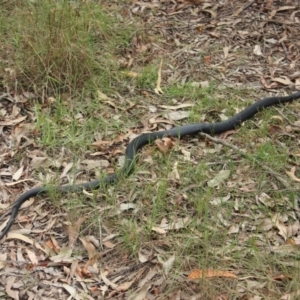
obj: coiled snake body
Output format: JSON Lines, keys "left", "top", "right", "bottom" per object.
{"left": 1, "top": 91, "right": 300, "bottom": 240}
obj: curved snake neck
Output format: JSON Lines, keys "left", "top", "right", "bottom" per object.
{"left": 1, "top": 91, "right": 300, "bottom": 240}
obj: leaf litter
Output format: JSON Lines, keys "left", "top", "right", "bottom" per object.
{"left": 1, "top": 1, "right": 300, "bottom": 299}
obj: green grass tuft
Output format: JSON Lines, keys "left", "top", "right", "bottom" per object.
{"left": 0, "top": 0, "right": 132, "bottom": 95}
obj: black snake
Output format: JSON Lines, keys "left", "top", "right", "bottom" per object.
{"left": 1, "top": 91, "right": 300, "bottom": 240}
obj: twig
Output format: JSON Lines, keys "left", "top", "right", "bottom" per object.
{"left": 280, "top": 42, "right": 291, "bottom": 62}
{"left": 274, "top": 107, "right": 300, "bottom": 128}
{"left": 0, "top": 93, "right": 15, "bottom": 102}
{"left": 234, "top": 0, "right": 256, "bottom": 17}
{"left": 199, "top": 132, "right": 290, "bottom": 189}
{"left": 98, "top": 217, "right": 103, "bottom": 251}
{"left": 242, "top": 0, "right": 256, "bottom": 11}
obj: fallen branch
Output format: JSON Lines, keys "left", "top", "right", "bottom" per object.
{"left": 198, "top": 132, "right": 290, "bottom": 189}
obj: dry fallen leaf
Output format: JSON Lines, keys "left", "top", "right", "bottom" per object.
{"left": 203, "top": 8, "right": 217, "bottom": 18}
{"left": 258, "top": 218, "right": 273, "bottom": 232}
{"left": 253, "top": 45, "right": 263, "bottom": 56}
{"left": 5, "top": 178, "right": 35, "bottom": 187}
{"left": 168, "top": 161, "right": 180, "bottom": 181}
{"left": 66, "top": 216, "right": 88, "bottom": 246}
{"left": 101, "top": 270, "right": 118, "bottom": 289}
{"left": 151, "top": 226, "right": 166, "bottom": 234}
{"left": 149, "top": 117, "right": 174, "bottom": 125}
{"left": 103, "top": 240, "right": 116, "bottom": 249}
{"left": 80, "top": 237, "right": 97, "bottom": 258}
{"left": 50, "top": 247, "right": 73, "bottom": 263}
{"left": 81, "top": 159, "right": 109, "bottom": 171}
{"left": 97, "top": 90, "right": 110, "bottom": 101}
{"left": 295, "top": 78, "right": 300, "bottom": 89}
{"left": 5, "top": 277, "right": 19, "bottom": 300}
{"left": 158, "top": 254, "right": 175, "bottom": 275}
{"left": 277, "top": 6, "right": 296, "bottom": 12}
{"left": 155, "top": 137, "right": 174, "bottom": 154}
{"left": 164, "top": 111, "right": 190, "bottom": 121}
{"left": 210, "top": 194, "right": 231, "bottom": 205}
{"left": 30, "top": 156, "right": 49, "bottom": 169}
{"left": 159, "top": 103, "right": 194, "bottom": 110}
{"left": 152, "top": 217, "right": 190, "bottom": 234}
{"left": 138, "top": 251, "right": 149, "bottom": 263}
{"left": 91, "top": 140, "right": 113, "bottom": 148}
{"left": 62, "top": 283, "right": 81, "bottom": 300}
{"left": 130, "top": 283, "right": 151, "bottom": 300}
{"left": 116, "top": 279, "right": 135, "bottom": 292}
{"left": 26, "top": 249, "right": 38, "bottom": 265}
{"left": 0, "top": 253, "right": 7, "bottom": 270}
{"left": 286, "top": 166, "right": 300, "bottom": 182}
{"left": 125, "top": 71, "right": 139, "bottom": 78}
{"left": 223, "top": 46, "right": 230, "bottom": 58}
{"left": 12, "top": 166, "right": 23, "bottom": 181}
{"left": 60, "top": 162, "right": 74, "bottom": 178}
{"left": 188, "top": 269, "right": 237, "bottom": 279}
{"left": 275, "top": 219, "right": 299, "bottom": 240}
{"left": 228, "top": 224, "right": 239, "bottom": 234}
{"left": 0, "top": 115, "right": 26, "bottom": 126}
{"left": 207, "top": 169, "right": 231, "bottom": 188}
{"left": 119, "top": 203, "right": 137, "bottom": 212}
{"left": 257, "top": 193, "right": 274, "bottom": 207}
{"left": 5, "top": 232, "right": 46, "bottom": 253}
{"left": 154, "top": 59, "right": 164, "bottom": 95}
{"left": 271, "top": 77, "right": 293, "bottom": 86}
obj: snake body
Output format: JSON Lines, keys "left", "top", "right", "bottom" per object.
{"left": 1, "top": 91, "right": 300, "bottom": 240}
